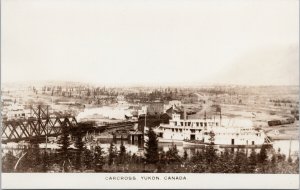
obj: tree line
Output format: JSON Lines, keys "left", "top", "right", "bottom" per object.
{"left": 2, "top": 127, "right": 299, "bottom": 173}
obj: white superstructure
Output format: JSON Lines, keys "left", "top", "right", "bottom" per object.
{"left": 154, "top": 113, "right": 269, "bottom": 145}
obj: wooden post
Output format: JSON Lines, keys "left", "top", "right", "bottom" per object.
{"left": 288, "top": 137, "right": 292, "bottom": 158}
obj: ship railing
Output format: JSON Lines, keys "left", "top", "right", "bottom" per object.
{"left": 264, "top": 136, "right": 272, "bottom": 144}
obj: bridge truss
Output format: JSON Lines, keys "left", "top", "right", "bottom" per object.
{"left": 2, "top": 105, "right": 78, "bottom": 143}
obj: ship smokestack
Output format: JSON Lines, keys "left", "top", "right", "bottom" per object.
{"left": 184, "top": 108, "right": 187, "bottom": 120}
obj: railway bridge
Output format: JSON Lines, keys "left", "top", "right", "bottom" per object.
{"left": 2, "top": 105, "right": 78, "bottom": 143}
{"left": 2, "top": 105, "right": 139, "bottom": 143}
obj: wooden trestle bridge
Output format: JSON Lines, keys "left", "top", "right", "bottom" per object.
{"left": 1, "top": 105, "right": 138, "bottom": 143}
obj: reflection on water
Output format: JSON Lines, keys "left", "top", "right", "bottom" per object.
{"left": 2, "top": 139, "right": 299, "bottom": 159}
{"left": 95, "top": 139, "right": 144, "bottom": 155}
{"left": 95, "top": 139, "right": 299, "bottom": 158}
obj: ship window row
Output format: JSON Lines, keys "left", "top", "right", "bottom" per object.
{"left": 214, "top": 132, "right": 237, "bottom": 136}
{"left": 239, "top": 133, "right": 260, "bottom": 136}
{"left": 213, "top": 132, "right": 261, "bottom": 137}
{"left": 241, "top": 128, "right": 252, "bottom": 131}
{"left": 174, "top": 121, "right": 219, "bottom": 127}
{"left": 170, "top": 128, "right": 202, "bottom": 133}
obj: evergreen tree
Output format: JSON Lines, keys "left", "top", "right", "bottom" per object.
{"left": 144, "top": 128, "right": 159, "bottom": 164}
{"left": 191, "top": 150, "right": 202, "bottom": 163}
{"left": 248, "top": 149, "right": 257, "bottom": 173}
{"left": 2, "top": 150, "right": 17, "bottom": 172}
{"left": 17, "top": 147, "right": 32, "bottom": 172}
{"left": 276, "top": 148, "right": 286, "bottom": 162}
{"left": 258, "top": 145, "right": 268, "bottom": 164}
{"left": 205, "top": 145, "right": 217, "bottom": 165}
{"left": 205, "top": 145, "right": 218, "bottom": 172}
{"left": 219, "top": 148, "right": 234, "bottom": 173}
{"left": 73, "top": 126, "right": 85, "bottom": 171}
{"left": 108, "top": 142, "right": 116, "bottom": 166}
{"left": 166, "top": 145, "right": 181, "bottom": 164}
{"left": 118, "top": 140, "right": 126, "bottom": 164}
{"left": 270, "top": 153, "right": 277, "bottom": 173}
{"left": 83, "top": 148, "right": 94, "bottom": 170}
{"left": 30, "top": 140, "right": 41, "bottom": 172}
{"left": 271, "top": 153, "right": 277, "bottom": 164}
{"left": 256, "top": 147, "right": 267, "bottom": 173}
{"left": 15, "top": 142, "right": 40, "bottom": 172}
{"left": 191, "top": 149, "right": 206, "bottom": 172}
{"left": 42, "top": 151, "right": 49, "bottom": 172}
{"left": 94, "top": 145, "right": 105, "bottom": 172}
{"left": 233, "top": 149, "right": 248, "bottom": 173}
{"left": 131, "top": 153, "right": 138, "bottom": 164}
{"left": 57, "top": 126, "right": 71, "bottom": 172}
{"left": 183, "top": 150, "right": 188, "bottom": 161}
{"left": 159, "top": 151, "right": 167, "bottom": 165}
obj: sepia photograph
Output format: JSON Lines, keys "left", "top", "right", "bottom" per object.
{"left": 1, "top": 0, "right": 299, "bottom": 189}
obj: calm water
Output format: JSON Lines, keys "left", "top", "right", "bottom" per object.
{"left": 272, "top": 140, "right": 299, "bottom": 157}
{"left": 2, "top": 139, "right": 299, "bottom": 159}
{"left": 94, "top": 139, "right": 299, "bottom": 158}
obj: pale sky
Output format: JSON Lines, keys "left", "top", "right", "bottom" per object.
{"left": 2, "top": 0, "right": 299, "bottom": 86}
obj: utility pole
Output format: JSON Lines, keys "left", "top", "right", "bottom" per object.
{"left": 144, "top": 106, "right": 147, "bottom": 134}
{"left": 288, "top": 137, "right": 292, "bottom": 158}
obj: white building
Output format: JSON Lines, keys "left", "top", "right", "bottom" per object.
{"left": 4, "top": 103, "right": 31, "bottom": 120}
{"left": 117, "top": 95, "right": 127, "bottom": 105}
